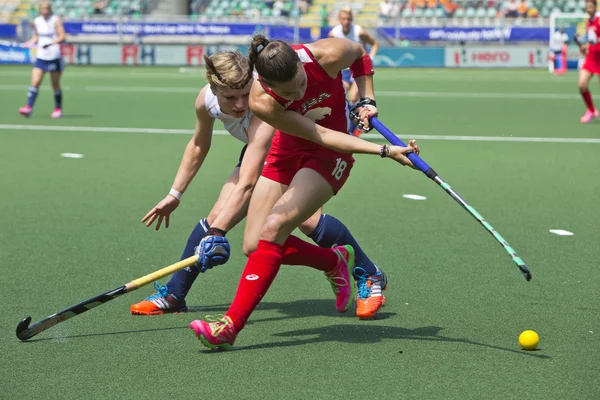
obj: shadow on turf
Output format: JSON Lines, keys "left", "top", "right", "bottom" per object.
{"left": 188, "top": 299, "right": 396, "bottom": 323}
{"left": 20, "top": 325, "right": 189, "bottom": 342}
{"left": 19, "top": 304, "right": 233, "bottom": 342}
{"left": 227, "top": 325, "right": 551, "bottom": 359}
{"left": 19, "top": 300, "right": 388, "bottom": 343}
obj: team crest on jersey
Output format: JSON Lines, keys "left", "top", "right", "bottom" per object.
{"left": 300, "top": 92, "right": 331, "bottom": 115}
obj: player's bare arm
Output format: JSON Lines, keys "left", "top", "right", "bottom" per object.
{"left": 52, "top": 17, "right": 66, "bottom": 45}
{"left": 210, "top": 116, "right": 275, "bottom": 232}
{"left": 24, "top": 26, "right": 38, "bottom": 47}
{"left": 308, "top": 38, "right": 376, "bottom": 129}
{"left": 250, "top": 81, "right": 416, "bottom": 167}
{"left": 141, "top": 87, "right": 215, "bottom": 230}
{"left": 359, "top": 28, "right": 379, "bottom": 58}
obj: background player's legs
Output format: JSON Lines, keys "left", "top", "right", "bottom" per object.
{"left": 166, "top": 167, "right": 241, "bottom": 300}
{"left": 50, "top": 70, "right": 63, "bottom": 118}
{"left": 342, "top": 70, "right": 360, "bottom": 135}
{"left": 348, "top": 82, "right": 360, "bottom": 137}
{"left": 578, "top": 68, "right": 597, "bottom": 123}
{"left": 347, "top": 81, "right": 359, "bottom": 105}
{"left": 19, "top": 67, "right": 44, "bottom": 116}
{"left": 299, "top": 209, "right": 378, "bottom": 277}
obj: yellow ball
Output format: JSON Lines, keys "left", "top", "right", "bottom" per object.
{"left": 519, "top": 330, "right": 540, "bottom": 350}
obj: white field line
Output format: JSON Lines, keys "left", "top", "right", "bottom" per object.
{"left": 2, "top": 124, "right": 600, "bottom": 143}
{"left": 0, "top": 84, "right": 585, "bottom": 100}
{"left": 0, "top": 69, "right": 576, "bottom": 83}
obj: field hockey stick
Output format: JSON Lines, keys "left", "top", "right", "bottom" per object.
{"left": 16, "top": 255, "right": 198, "bottom": 341}
{"left": 370, "top": 117, "right": 532, "bottom": 282}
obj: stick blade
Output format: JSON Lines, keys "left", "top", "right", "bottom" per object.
{"left": 520, "top": 266, "right": 532, "bottom": 282}
{"left": 16, "top": 316, "right": 32, "bottom": 341}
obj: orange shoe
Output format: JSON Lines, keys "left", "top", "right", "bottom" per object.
{"left": 355, "top": 266, "right": 387, "bottom": 319}
{"left": 130, "top": 282, "right": 188, "bottom": 315}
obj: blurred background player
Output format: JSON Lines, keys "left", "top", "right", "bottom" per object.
{"left": 549, "top": 28, "right": 569, "bottom": 74}
{"left": 131, "top": 50, "right": 390, "bottom": 321}
{"left": 190, "top": 35, "right": 419, "bottom": 350}
{"left": 329, "top": 7, "right": 379, "bottom": 136}
{"left": 18, "top": 1, "right": 65, "bottom": 119}
{"left": 576, "top": 0, "right": 600, "bottom": 123}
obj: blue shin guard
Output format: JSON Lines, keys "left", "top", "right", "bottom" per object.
{"left": 166, "top": 218, "right": 210, "bottom": 299}
{"left": 308, "top": 214, "right": 377, "bottom": 277}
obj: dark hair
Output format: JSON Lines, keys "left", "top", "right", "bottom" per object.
{"left": 248, "top": 35, "right": 300, "bottom": 85}
{"left": 588, "top": 0, "right": 597, "bottom": 5}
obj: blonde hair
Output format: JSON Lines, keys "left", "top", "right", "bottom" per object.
{"left": 339, "top": 7, "right": 353, "bottom": 17}
{"left": 39, "top": 1, "right": 52, "bottom": 11}
{"left": 204, "top": 51, "right": 252, "bottom": 91}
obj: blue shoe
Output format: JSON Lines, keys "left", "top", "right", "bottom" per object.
{"left": 354, "top": 266, "right": 387, "bottom": 319}
{"left": 130, "top": 282, "right": 188, "bottom": 315}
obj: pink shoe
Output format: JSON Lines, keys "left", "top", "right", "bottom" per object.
{"left": 18, "top": 106, "right": 32, "bottom": 118}
{"left": 190, "top": 315, "right": 237, "bottom": 350}
{"left": 580, "top": 108, "right": 599, "bottom": 123}
{"left": 325, "top": 245, "right": 356, "bottom": 312}
{"left": 51, "top": 108, "right": 62, "bottom": 119}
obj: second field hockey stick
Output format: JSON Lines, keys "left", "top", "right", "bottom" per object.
{"left": 370, "top": 117, "right": 532, "bottom": 282}
{"left": 16, "top": 255, "right": 198, "bottom": 341}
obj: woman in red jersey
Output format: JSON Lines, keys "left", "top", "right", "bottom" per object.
{"left": 190, "top": 35, "right": 419, "bottom": 349}
{"left": 577, "top": 0, "right": 600, "bottom": 123}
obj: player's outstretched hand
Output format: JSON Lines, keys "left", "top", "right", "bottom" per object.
{"left": 141, "top": 195, "right": 180, "bottom": 231}
{"left": 388, "top": 139, "right": 420, "bottom": 169}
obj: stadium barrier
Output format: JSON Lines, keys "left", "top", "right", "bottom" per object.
{"left": 0, "top": 41, "right": 32, "bottom": 64}
{"left": 1, "top": 43, "right": 553, "bottom": 68}
{"left": 61, "top": 21, "right": 312, "bottom": 42}
{"left": 3, "top": 21, "right": 552, "bottom": 44}
{"left": 374, "top": 26, "right": 549, "bottom": 42}
{"left": 375, "top": 47, "right": 445, "bottom": 67}
{"left": 444, "top": 46, "right": 548, "bottom": 68}
{"left": 0, "top": 24, "right": 18, "bottom": 39}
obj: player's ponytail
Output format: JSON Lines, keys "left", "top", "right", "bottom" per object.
{"left": 204, "top": 51, "right": 252, "bottom": 92}
{"left": 248, "top": 34, "right": 300, "bottom": 85}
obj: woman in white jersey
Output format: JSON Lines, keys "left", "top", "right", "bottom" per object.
{"left": 131, "top": 51, "right": 398, "bottom": 319}
{"left": 19, "top": 1, "right": 65, "bottom": 119}
{"left": 329, "top": 7, "right": 379, "bottom": 134}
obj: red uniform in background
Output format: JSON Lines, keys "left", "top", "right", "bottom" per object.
{"left": 582, "top": 12, "right": 600, "bottom": 74}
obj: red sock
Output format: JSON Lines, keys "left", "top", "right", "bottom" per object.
{"left": 581, "top": 90, "right": 595, "bottom": 112}
{"left": 282, "top": 235, "right": 339, "bottom": 272}
{"left": 226, "top": 240, "right": 283, "bottom": 331}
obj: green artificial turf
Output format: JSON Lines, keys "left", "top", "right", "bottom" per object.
{"left": 0, "top": 66, "right": 598, "bottom": 399}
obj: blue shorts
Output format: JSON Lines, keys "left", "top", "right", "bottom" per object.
{"left": 341, "top": 69, "right": 354, "bottom": 84}
{"left": 34, "top": 58, "right": 64, "bottom": 72}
